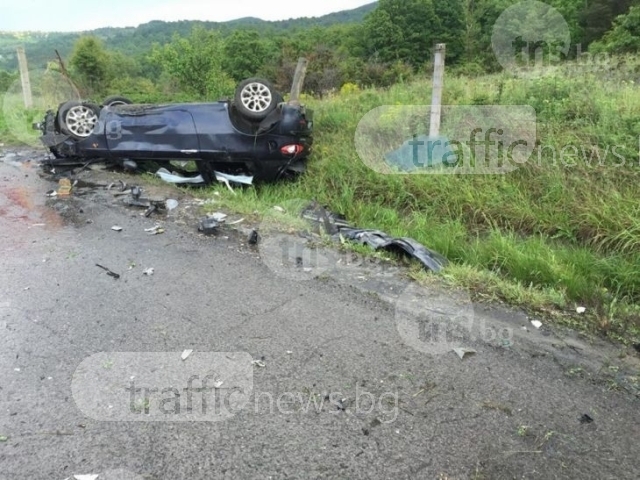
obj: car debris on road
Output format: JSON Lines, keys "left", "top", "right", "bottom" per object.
{"left": 299, "top": 202, "right": 449, "bottom": 272}
{"left": 95, "top": 264, "right": 120, "bottom": 279}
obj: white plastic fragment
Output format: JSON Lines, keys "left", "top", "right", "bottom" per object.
{"left": 73, "top": 475, "right": 100, "bottom": 480}
{"left": 251, "top": 360, "right": 266, "bottom": 368}
{"left": 576, "top": 307, "right": 586, "bottom": 314}
{"left": 453, "top": 348, "right": 476, "bottom": 359}
{"left": 181, "top": 350, "right": 193, "bottom": 361}
{"left": 211, "top": 212, "right": 228, "bottom": 223}
{"left": 273, "top": 206, "right": 285, "bottom": 213}
{"left": 143, "top": 268, "right": 154, "bottom": 276}
{"left": 228, "top": 218, "right": 245, "bottom": 225}
{"left": 111, "top": 226, "right": 123, "bottom": 232}
{"left": 145, "top": 225, "right": 164, "bottom": 235}
{"left": 214, "top": 171, "right": 253, "bottom": 186}
{"left": 531, "top": 320, "right": 543, "bottom": 329}
{"left": 166, "top": 199, "right": 179, "bottom": 211}
{"left": 156, "top": 168, "right": 204, "bottom": 184}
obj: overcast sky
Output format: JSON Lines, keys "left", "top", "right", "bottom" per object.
{"left": 1, "top": 0, "right": 375, "bottom": 32}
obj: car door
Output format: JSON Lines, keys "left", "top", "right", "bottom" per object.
{"left": 105, "top": 107, "right": 200, "bottom": 159}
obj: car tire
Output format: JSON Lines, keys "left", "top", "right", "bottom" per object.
{"left": 57, "top": 101, "right": 101, "bottom": 140}
{"left": 234, "top": 78, "right": 279, "bottom": 121}
{"left": 103, "top": 95, "right": 133, "bottom": 107}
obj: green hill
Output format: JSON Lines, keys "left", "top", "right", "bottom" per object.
{"left": 0, "top": 2, "right": 377, "bottom": 71}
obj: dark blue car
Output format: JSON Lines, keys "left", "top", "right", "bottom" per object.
{"left": 37, "top": 78, "right": 314, "bottom": 183}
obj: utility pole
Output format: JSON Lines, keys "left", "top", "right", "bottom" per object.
{"left": 16, "top": 46, "right": 33, "bottom": 108}
{"left": 429, "top": 44, "right": 446, "bottom": 138}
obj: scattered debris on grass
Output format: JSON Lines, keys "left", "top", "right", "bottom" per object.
{"left": 156, "top": 167, "right": 204, "bottom": 184}
{"left": 299, "top": 202, "right": 448, "bottom": 272}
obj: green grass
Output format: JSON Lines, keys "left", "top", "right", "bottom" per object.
{"left": 3, "top": 60, "right": 639, "bottom": 341}
{"left": 201, "top": 63, "right": 640, "bottom": 342}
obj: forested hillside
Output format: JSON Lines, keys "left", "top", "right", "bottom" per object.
{"left": 2, "top": 0, "right": 640, "bottom": 103}
{"left": 0, "top": 3, "right": 377, "bottom": 72}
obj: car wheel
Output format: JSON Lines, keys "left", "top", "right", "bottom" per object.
{"left": 57, "top": 101, "right": 100, "bottom": 140}
{"left": 234, "top": 78, "right": 278, "bottom": 121}
{"left": 103, "top": 95, "right": 133, "bottom": 107}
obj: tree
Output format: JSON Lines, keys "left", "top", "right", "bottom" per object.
{"left": 590, "top": 5, "right": 640, "bottom": 53}
{"left": 579, "top": 0, "right": 637, "bottom": 47}
{"left": 69, "top": 36, "right": 113, "bottom": 96}
{"left": 149, "top": 26, "right": 235, "bottom": 100}
{"left": 222, "top": 30, "right": 275, "bottom": 81}
{"left": 361, "top": 0, "right": 464, "bottom": 69}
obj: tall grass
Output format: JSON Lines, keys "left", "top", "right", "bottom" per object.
{"left": 211, "top": 63, "right": 640, "bottom": 338}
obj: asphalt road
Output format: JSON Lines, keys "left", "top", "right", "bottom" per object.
{"left": 1, "top": 151, "right": 639, "bottom": 480}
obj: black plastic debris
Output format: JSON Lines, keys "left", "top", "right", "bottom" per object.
{"left": 96, "top": 264, "right": 120, "bottom": 279}
{"left": 121, "top": 186, "right": 166, "bottom": 217}
{"left": 248, "top": 229, "right": 259, "bottom": 245}
{"left": 339, "top": 228, "right": 448, "bottom": 273}
{"left": 299, "top": 202, "right": 448, "bottom": 272}
{"left": 199, "top": 217, "right": 221, "bottom": 235}
{"left": 580, "top": 414, "right": 594, "bottom": 424}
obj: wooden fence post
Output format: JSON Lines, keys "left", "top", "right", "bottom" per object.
{"left": 429, "top": 44, "right": 446, "bottom": 138}
{"left": 16, "top": 46, "right": 33, "bottom": 108}
{"left": 289, "top": 57, "right": 308, "bottom": 105}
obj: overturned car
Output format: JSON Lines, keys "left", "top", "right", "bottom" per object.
{"left": 35, "top": 78, "right": 314, "bottom": 184}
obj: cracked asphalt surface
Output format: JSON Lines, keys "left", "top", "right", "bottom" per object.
{"left": 1, "top": 150, "right": 639, "bottom": 479}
